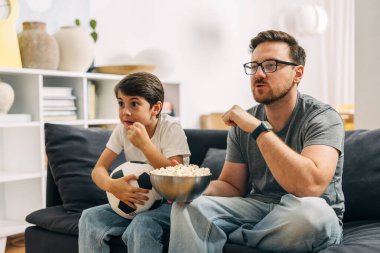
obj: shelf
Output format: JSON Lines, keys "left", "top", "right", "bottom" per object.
{"left": 0, "top": 171, "right": 41, "bottom": 183}
{"left": 42, "top": 119, "right": 85, "bottom": 126}
{"left": 0, "top": 66, "right": 122, "bottom": 80}
{"left": 0, "top": 122, "right": 40, "bottom": 128}
{"left": 87, "top": 118, "right": 120, "bottom": 125}
{"left": 0, "top": 220, "right": 31, "bottom": 238}
{"left": 0, "top": 67, "right": 181, "bottom": 241}
{"left": 0, "top": 67, "right": 181, "bottom": 82}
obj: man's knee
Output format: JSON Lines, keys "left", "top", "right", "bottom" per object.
{"left": 284, "top": 196, "right": 339, "bottom": 235}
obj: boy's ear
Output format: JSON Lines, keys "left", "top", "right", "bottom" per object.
{"left": 152, "top": 101, "right": 163, "bottom": 116}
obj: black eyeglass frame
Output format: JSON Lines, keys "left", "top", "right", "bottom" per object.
{"left": 243, "top": 59, "right": 299, "bottom": 75}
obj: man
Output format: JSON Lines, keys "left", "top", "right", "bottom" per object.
{"left": 168, "top": 30, "right": 345, "bottom": 253}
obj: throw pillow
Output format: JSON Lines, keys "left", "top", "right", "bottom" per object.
{"left": 342, "top": 129, "right": 380, "bottom": 222}
{"left": 201, "top": 148, "right": 226, "bottom": 180}
{"left": 45, "top": 123, "right": 125, "bottom": 213}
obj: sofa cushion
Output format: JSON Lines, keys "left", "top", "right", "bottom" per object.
{"left": 201, "top": 148, "right": 226, "bottom": 180}
{"left": 342, "top": 129, "right": 380, "bottom": 222}
{"left": 45, "top": 123, "right": 125, "bottom": 212}
{"left": 319, "top": 220, "right": 380, "bottom": 253}
{"left": 26, "top": 206, "right": 81, "bottom": 235}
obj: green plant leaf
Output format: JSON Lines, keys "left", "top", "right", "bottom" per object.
{"left": 90, "top": 19, "right": 97, "bottom": 29}
{"left": 75, "top": 19, "right": 80, "bottom": 26}
{"left": 91, "top": 32, "right": 98, "bottom": 42}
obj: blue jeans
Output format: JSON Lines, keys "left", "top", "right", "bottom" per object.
{"left": 78, "top": 203, "right": 171, "bottom": 253}
{"left": 169, "top": 194, "right": 342, "bottom": 253}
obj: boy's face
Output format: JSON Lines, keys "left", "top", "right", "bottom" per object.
{"left": 117, "top": 91, "right": 161, "bottom": 129}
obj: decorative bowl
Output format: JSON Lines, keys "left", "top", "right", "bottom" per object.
{"left": 150, "top": 173, "right": 211, "bottom": 202}
{"left": 94, "top": 64, "right": 155, "bottom": 75}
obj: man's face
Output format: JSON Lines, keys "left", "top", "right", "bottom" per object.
{"left": 250, "top": 41, "right": 302, "bottom": 105}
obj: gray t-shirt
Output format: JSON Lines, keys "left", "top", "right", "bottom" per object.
{"left": 226, "top": 93, "right": 345, "bottom": 222}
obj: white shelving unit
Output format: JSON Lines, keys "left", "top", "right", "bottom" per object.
{"left": 0, "top": 67, "right": 180, "bottom": 247}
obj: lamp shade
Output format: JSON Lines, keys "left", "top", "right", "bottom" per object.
{"left": 296, "top": 4, "right": 328, "bottom": 35}
{"left": 279, "top": 4, "right": 329, "bottom": 36}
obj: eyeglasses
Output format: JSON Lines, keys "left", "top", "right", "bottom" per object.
{"left": 243, "top": 59, "right": 298, "bottom": 75}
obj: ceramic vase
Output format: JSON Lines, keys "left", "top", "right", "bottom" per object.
{"left": 0, "top": 80, "right": 15, "bottom": 114}
{"left": 54, "top": 26, "right": 95, "bottom": 72}
{"left": 18, "top": 21, "right": 60, "bottom": 70}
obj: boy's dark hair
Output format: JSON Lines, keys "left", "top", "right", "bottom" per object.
{"left": 114, "top": 72, "right": 164, "bottom": 117}
{"left": 249, "top": 30, "right": 306, "bottom": 66}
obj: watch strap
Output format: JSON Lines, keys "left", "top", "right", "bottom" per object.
{"left": 251, "top": 121, "right": 272, "bottom": 140}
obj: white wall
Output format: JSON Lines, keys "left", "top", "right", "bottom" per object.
{"left": 354, "top": 0, "right": 380, "bottom": 129}
{"left": 91, "top": 0, "right": 329, "bottom": 128}
{"left": 14, "top": 0, "right": 336, "bottom": 128}
{"left": 17, "top": 0, "right": 90, "bottom": 34}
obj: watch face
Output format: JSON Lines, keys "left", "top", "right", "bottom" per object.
{"left": 262, "top": 121, "right": 273, "bottom": 131}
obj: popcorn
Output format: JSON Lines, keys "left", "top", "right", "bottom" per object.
{"left": 151, "top": 164, "right": 211, "bottom": 177}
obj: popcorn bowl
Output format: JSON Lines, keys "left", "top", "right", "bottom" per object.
{"left": 149, "top": 173, "right": 211, "bottom": 203}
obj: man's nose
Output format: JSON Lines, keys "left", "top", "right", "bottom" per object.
{"left": 254, "top": 66, "right": 266, "bottom": 78}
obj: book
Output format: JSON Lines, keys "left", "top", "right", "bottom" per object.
{"left": 43, "top": 111, "right": 76, "bottom": 116}
{"left": 43, "top": 87, "right": 73, "bottom": 98}
{"left": 44, "top": 106, "right": 77, "bottom": 111}
{"left": 44, "top": 115, "right": 78, "bottom": 121}
{"left": 87, "top": 82, "right": 96, "bottom": 119}
{"left": 43, "top": 95, "right": 76, "bottom": 100}
{"left": 162, "top": 102, "right": 175, "bottom": 116}
{"left": 43, "top": 98, "right": 76, "bottom": 107}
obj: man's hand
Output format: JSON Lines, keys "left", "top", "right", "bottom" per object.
{"left": 126, "top": 122, "right": 151, "bottom": 150}
{"left": 222, "top": 105, "right": 260, "bottom": 132}
{"left": 108, "top": 174, "right": 149, "bottom": 210}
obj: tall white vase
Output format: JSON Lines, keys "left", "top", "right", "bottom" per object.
{"left": 54, "top": 26, "right": 95, "bottom": 72}
{"left": 0, "top": 80, "right": 15, "bottom": 114}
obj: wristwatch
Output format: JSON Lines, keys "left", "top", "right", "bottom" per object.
{"left": 251, "top": 121, "right": 273, "bottom": 140}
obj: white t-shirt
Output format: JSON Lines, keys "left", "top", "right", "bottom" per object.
{"left": 106, "top": 114, "right": 190, "bottom": 165}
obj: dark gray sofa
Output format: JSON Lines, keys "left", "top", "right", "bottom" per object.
{"left": 25, "top": 123, "right": 380, "bottom": 253}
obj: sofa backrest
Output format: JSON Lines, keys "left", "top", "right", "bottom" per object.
{"left": 45, "top": 124, "right": 228, "bottom": 210}
{"left": 342, "top": 129, "right": 380, "bottom": 222}
{"left": 44, "top": 123, "right": 380, "bottom": 222}
{"left": 184, "top": 129, "right": 228, "bottom": 166}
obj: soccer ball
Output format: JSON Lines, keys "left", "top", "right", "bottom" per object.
{"left": 106, "top": 161, "right": 162, "bottom": 219}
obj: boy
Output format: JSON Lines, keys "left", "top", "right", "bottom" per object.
{"left": 79, "top": 72, "right": 190, "bottom": 253}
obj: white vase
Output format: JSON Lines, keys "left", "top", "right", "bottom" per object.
{"left": 54, "top": 26, "right": 95, "bottom": 72}
{"left": 0, "top": 80, "right": 15, "bottom": 114}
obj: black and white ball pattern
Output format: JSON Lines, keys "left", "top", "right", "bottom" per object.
{"left": 106, "top": 161, "right": 162, "bottom": 219}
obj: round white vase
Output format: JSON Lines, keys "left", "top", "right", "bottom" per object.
{"left": 54, "top": 26, "right": 95, "bottom": 72}
{"left": 0, "top": 80, "right": 15, "bottom": 114}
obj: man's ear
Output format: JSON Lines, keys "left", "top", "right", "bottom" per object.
{"left": 152, "top": 101, "right": 163, "bottom": 116}
{"left": 294, "top": 65, "right": 304, "bottom": 85}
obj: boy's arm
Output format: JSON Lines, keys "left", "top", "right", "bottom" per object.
{"left": 127, "top": 122, "right": 184, "bottom": 168}
{"left": 92, "top": 148, "right": 149, "bottom": 209}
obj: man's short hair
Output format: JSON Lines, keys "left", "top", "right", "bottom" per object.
{"left": 249, "top": 30, "right": 306, "bottom": 66}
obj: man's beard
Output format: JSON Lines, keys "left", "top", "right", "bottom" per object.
{"left": 253, "top": 81, "right": 294, "bottom": 105}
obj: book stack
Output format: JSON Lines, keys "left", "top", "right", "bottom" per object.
{"left": 43, "top": 86, "right": 77, "bottom": 121}
{"left": 162, "top": 102, "right": 175, "bottom": 116}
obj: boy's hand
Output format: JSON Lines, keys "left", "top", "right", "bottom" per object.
{"left": 170, "top": 159, "right": 180, "bottom": 166}
{"left": 108, "top": 174, "right": 150, "bottom": 210}
{"left": 127, "top": 122, "right": 151, "bottom": 150}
